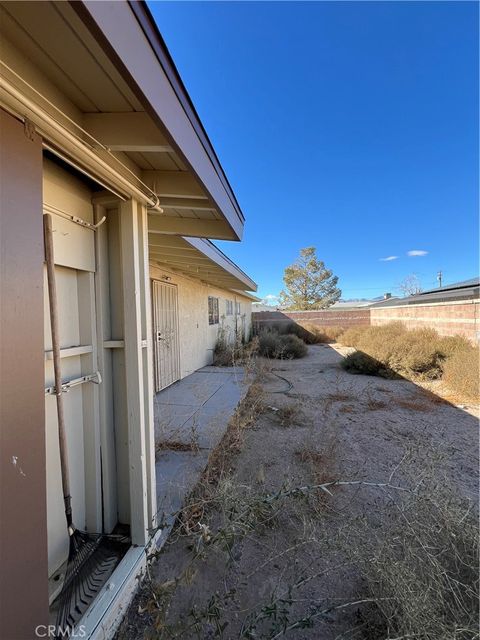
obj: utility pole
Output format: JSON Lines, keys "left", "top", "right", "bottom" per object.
{"left": 437, "top": 270, "right": 443, "bottom": 288}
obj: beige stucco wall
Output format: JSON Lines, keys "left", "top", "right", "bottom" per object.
{"left": 150, "top": 263, "right": 253, "bottom": 379}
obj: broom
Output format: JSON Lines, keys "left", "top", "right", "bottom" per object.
{"left": 43, "top": 214, "right": 130, "bottom": 634}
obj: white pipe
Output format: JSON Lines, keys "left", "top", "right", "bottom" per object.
{"left": 0, "top": 74, "right": 162, "bottom": 211}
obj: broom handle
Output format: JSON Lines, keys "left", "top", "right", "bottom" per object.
{"left": 43, "top": 214, "right": 73, "bottom": 531}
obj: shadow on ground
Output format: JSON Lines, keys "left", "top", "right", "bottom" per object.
{"left": 116, "top": 344, "right": 479, "bottom": 640}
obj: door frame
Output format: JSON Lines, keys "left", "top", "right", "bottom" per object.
{"left": 151, "top": 279, "right": 181, "bottom": 392}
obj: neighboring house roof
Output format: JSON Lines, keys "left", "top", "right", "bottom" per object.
{"left": 331, "top": 300, "right": 375, "bottom": 309}
{"left": 0, "top": 0, "right": 245, "bottom": 241}
{"left": 420, "top": 278, "right": 480, "bottom": 295}
{"left": 373, "top": 280, "right": 479, "bottom": 307}
{"left": 366, "top": 296, "right": 401, "bottom": 307}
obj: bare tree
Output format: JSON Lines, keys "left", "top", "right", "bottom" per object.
{"left": 397, "top": 273, "right": 422, "bottom": 297}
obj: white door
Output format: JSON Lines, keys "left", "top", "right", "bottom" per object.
{"left": 152, "top": 280, "right": 180, "bottom": 391}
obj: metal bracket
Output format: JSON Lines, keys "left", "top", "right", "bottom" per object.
{"left": 24, "top": 116, "right": 35, "bottom": 141}
{"left": 70, "top": 214, "right": 106, "bottom": 230}
{"left": 43, "top": 203, "right": 106, "bottom": 231}
{"left": 45, "top": 371, "right": 102, "bottom": 396}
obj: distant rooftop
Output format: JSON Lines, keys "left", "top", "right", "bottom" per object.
{"left": 375, "top": 277, "right": 479, "bottom": 307}
{"left": 420, "top": 277, "right": 479, "bottom": 295}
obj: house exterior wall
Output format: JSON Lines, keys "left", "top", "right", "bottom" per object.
{"left": 150, "top": 263, "right": 253, "bottom": 379}
{"left": 0, "top": 109, "right": 49, "bottom": 638}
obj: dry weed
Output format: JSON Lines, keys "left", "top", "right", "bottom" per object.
{"left": 442, "top": 343, "right": 479, "bottom": 402}
{"left": 394, "top": 398, "right": 432, "bottom": 412}
{"left": 366, "top": 399, "right": 388, "bottom": 411}
{"left": 273, "top": 402, "right": 304, "bottom": 427}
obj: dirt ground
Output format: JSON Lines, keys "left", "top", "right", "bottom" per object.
{"left": 116, "top": 344, "right": 479, "bottom": 640}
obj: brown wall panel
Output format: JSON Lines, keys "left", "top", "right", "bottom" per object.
{"left": 0, "top": 109, "right": 49, "bottom": 637}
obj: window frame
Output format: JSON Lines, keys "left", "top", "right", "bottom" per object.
{"left": 208, "top": 296, "right": 219, "bottom": 325}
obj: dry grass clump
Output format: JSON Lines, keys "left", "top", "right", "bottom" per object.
{"left": 258, "top": 330, "right": 307, "bottom": 359}
{"left": 296, "top": 322, "right": 345, "bottom": 344}
{"left": 394, "top": 398, "right": 432, "bottom": 412}
{"left": 339, "top": 325, "right": 370, "bottom": 347}
{"left": 177, "top": 382, "right": 265, "bottom": 534}
{"left": 340, "top": 322, "right": 479, "bottom": 401}
{"left": 273, "top": 402, "right": 304, "bottom": 426}
{"left": 366, "top": 399, "right": 388, "bottom": 411}
{"left": 213, "top": 332, "right": 259, "bottom": 366}
{"left": 442, "top": 343, "right": 479, "bottom": 402}
{"left": 258, "top": 321, "right": 345, "bottom": 344}
{"left": 348, "top": 487, "right": 479, "bottom": 639}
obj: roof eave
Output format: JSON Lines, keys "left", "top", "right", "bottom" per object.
{"left": 71, "top": 0, "right": 245, "bottom": 240}
{"left": 182, "top": 237, "right": 257, "bottom": 292}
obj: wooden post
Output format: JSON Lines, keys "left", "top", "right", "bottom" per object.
{"left": 138, "top": 202, "right": 157, "bottom": 532}
{"left": 119, "top": 199, "right": 149, "bottom": 545}
{"left": 93, "top": 202, "right": 118, "bottom": 533}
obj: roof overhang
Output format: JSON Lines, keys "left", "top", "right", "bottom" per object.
{"left": 149, "top": 235, "right": 257, "bottom": 293}
{"left": 0, "top": 0, "right": 245, "bottom": 240}
{"left": 231, "top": 290, "right": 262, "bottom": 302}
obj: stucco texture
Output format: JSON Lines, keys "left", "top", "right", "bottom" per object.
{"left": 150, "top": 263, "right": 253, "bottom": 379}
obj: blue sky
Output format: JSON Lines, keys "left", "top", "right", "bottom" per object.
{"left": 148, "top": 1, "right": 478, "bottom": 301}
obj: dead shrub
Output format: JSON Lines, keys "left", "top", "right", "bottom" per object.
{"left": 341, "top": 323, "right": 478, "bottom": 396}
{"left": 258, "top": 331, "right": 307, "bottom": 359}
{"left": 387, "top": 327, "right": 445, "bottom": 378}
{"left": 438, "top": 334, "right": 472, "bottom": 358}
{"left": 442, "top": 344, "right": 480, "bottom": 402}
{"left": 341, "top": 351, "right": 387, "bottom": 376}
{"left": 347, "top": 487, "right": 479, "bottom": 639}
{"left": 296, "top": 322, "right": 346, "bottom": 344}
{"left": 338, "top": 325, "right": 370, "bottom": 347}
{"left": 213, "top": 331, "right": 259, "bottom": 366}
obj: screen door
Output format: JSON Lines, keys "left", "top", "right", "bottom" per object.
{"left": 152, "top": 280, "right": 180, "bottom": 391}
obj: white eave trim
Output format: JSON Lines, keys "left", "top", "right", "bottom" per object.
{"left": 182, "top": 237, "right": 257, "bottom": 292}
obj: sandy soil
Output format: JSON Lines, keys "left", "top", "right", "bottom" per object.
{"left": 116, "top": 344, "right": 479, "bottom": 640}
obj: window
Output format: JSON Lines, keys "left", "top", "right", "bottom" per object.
{"left": 226, "top": 299, "right": 233, "bottom": 316}
{"left": 208, "top": 296, "right": 219, "bottom": 325}
{"left": 235, "top": 301, "right": 241, "bottom": 315}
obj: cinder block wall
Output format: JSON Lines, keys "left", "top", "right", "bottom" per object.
{"left": 252, "top": 309, "right": 371, "bottom": 330}
{"left": 253, "top": 300, "right": 479, "bottom": 343}
{"left": 371, "top": 301, "right": 479, "bottom": 343}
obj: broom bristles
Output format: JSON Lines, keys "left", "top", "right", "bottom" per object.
{"left": 55, "top": 529, "right": 130, "bottom": 635}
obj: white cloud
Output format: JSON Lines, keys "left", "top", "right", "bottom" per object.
{"left": 379, "top": 256, "right": 398, "bottom": 261}
{"left": 261, "top": 294, "right": 280, "bottom": 306}
{"left": 407, "top": 250, "right": 428, "bottom": 257}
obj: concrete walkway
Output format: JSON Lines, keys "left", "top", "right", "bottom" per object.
{"left": 154, "top": 365, "right": 248, "bottom": 536}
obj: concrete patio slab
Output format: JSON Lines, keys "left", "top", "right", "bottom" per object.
{"left": 154, "top": 364, "right": 249, "bottom": 539}
{"left": 155, "top": 377, "right": 224, "bottom": 407}
{"left": 155, "top": 450, "right": 210, "bottom": 525}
